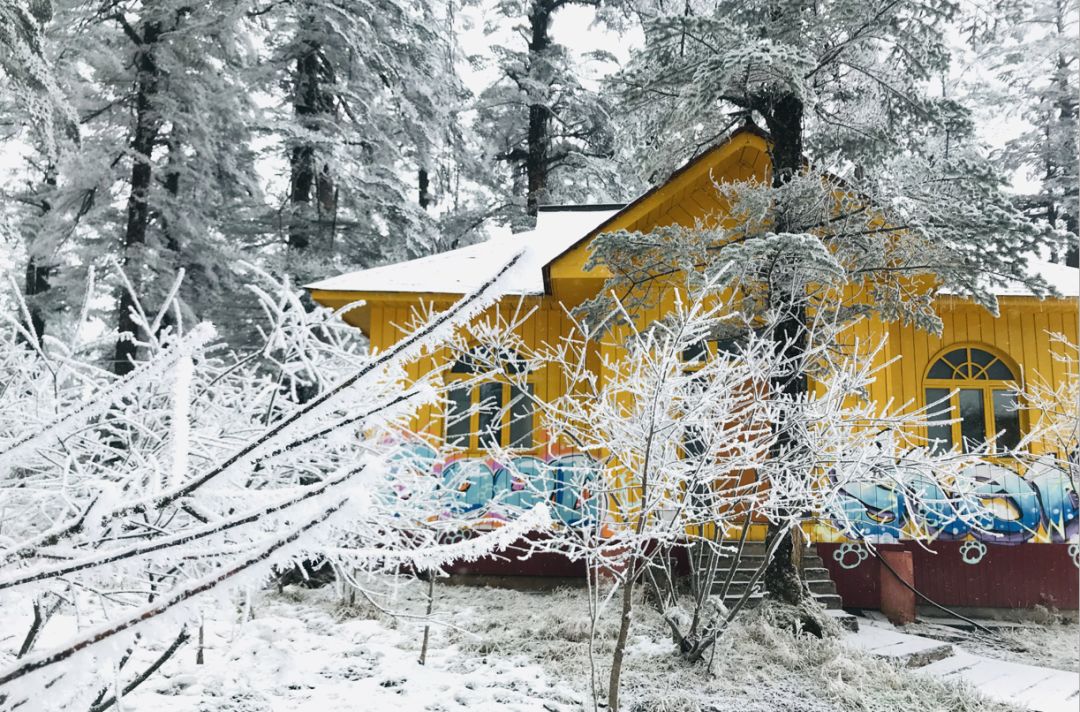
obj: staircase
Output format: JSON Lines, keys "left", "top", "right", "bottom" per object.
{"left": 695, "top": 541, "right": 844, "bottom": 611}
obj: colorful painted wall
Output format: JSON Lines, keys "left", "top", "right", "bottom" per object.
{"left": 820, "top": 458, "right": 1078, "bottom": 546}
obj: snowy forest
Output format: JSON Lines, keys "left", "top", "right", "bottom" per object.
{"left": 0, "top": 0, "right": 1078, "bottom": 710}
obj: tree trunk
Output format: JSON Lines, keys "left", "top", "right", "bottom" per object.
{"left": 21, "top": 168, "right": 56, "bottom": 343}
{"left": 418, "top": 167, "right": 431, "bottom": 209}
{"left": 525, "top": 0, "right": 553, "bottom": 218}
{"left": 607, "top": 573, "right": 635, "bottom": 712}
{"left": 288, "top": 20, "right": 337, "bottom": 274}
{"left": 113, "top": 20, "right": 162, "bottom": 376}
{"left": 761, "top": 93, "right": 810, "bottom": 605}
{"left": 765, "top": 95, "right": 803, "bottom": 190}
{"left": 156, "top": 146, "right": 181, "bottom": 339}
{"left": 23, "top": 254, "right": 50, "bottom": 343}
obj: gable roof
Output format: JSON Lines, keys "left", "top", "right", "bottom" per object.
{"left": 306, "top": 123, "right": 1078, "bottom": 302}
{"left": 540, "top": 124, "right": 768, "bottom": 289}
{"left": 303, "top": 205, "right": 620, "bottom": 296}
{"left": 305, "top": 125, "right": 768, "bottom": 299}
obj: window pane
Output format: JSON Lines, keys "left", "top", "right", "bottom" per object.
{"left": 986, "top": 360, "right": 1015, "bottom": 380}
{"left": 683, "top": 425, "right": 706, "bottom": 459}
{"left": 445, "top": 386, "right": 471, "bottom": 446}
{"left": 501, "top": 349, "right": 528, "bottom": 375}
{"left": 944, "top": 349, "right": 968, "bottom": 377}
{"left": 958, "top": 389, "right": 987, "bottom": 452}
{"left": 477, "top": 382, "right": 503, "bottom": 448}
{"left": 686, "top": 372, "right": 708, "bottom": 395}
{"left": 969, "top": 348, "right": 995, "bottom": 373}
{"left": 451, "top": 354, "right": 475, "bottom": 373}
{"left": 682, "top": 340, "right": 708, "bottom": 363}
{"left": 927, "top": 360, "right": 953, "bottom": 379}
{"left": 925, "top": 387, "right": 954, "bottom": 453}
{"left": 991, "top": 389, "right": 1022, "bottom": 452}
{"left": 715, "top": 338, "right": 740, "bottom": 358}
{"left": 509, "top": 384, "right": 534, "bottom": 448}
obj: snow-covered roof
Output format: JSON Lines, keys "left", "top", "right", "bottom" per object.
{"left": 939, "top": 258, "right": 1079, "bottom": 298}
{"left": 306, "top": 201, "right": 1078, "bottom": 301}
{"left": 305, "top": 206, "right": 621, "bottom": 296}
{"left": 998, "top": 258, "right": 1079, "bottom": 297}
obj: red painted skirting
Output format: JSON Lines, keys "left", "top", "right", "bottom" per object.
{"left": 442, "top": 535, "right": 1078, "bottom": 610}
{"left": 816, "top": 542, "right": 1079, "bottom": 610}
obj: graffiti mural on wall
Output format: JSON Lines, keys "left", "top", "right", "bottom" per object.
{"left": 388, "top": 442, "right": 600, "bottom": 526}
{"left": 389, "top": 442, "right": 1076, "bottom": 551}
{"left": 830, "top": 456, "right": 1079, "bottom": 546}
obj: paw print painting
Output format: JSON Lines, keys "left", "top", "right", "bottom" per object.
{"left": 833, "top": 543, "right": 869, "bottom": 570}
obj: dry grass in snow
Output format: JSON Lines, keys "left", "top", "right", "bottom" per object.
{"left": 24, "top": 580, "right": 1027, "bottom": 712}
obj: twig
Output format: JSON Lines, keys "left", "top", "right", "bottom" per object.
{"left": 89, "top": 627, "right": 190, "bottom": 712}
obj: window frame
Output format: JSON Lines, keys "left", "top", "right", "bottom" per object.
{"left": 443, "top": 349, "right": 537, "bottom": 454}
{"left": 922, "top": 344, "right": 1025, "bottom": 455}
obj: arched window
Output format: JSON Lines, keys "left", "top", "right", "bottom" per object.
{"left": 924, "top": 346, "right": 1022, "bottom": 454}
{"left": 444, "top": 346, "right": 534, "bottom": 451}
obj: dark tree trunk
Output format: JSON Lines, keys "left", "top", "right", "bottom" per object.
{"left": 607, "top": 569, "right": 635, "bottom": 712}
{"left": 418, "top": 167, "right": 431, "bottom": 209}
{"left": 288, "top": 25, "right": 336, "bottom": 265}
{"left": 524, "top": 0, "right": 554, "bottom": 218}
{"left": 23, "top": 259, "right": 49, "bottom": 341}
{"left": 113, "top": 20, "right": 162, "bottom": 376}
{"left": 156, "top": 145, "right": 182, "bottom": 339}
{"left": 289, "top": 141, "right": 316, "bottom": 253}
{"left": 761, "top": 93, "right": 810, "bottom": 606}
{"left": 162, "top": 163, "right": 180, "bottom": 255}
{"left": 21, "top": 169, "right": 57, "bottom": 343}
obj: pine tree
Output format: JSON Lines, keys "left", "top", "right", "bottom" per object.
{"left": 17, "top": 0, "right": 267, "bottom": 370}
{"left": 976, "top": 0, "right": 1078, "bottom": 265}
{"left": 259, "top": 0, "right": 466, "bottom": 285}
{"left": 0, "top": 0, "right": 77, "bottom": 162}
{"left": 0, "top": 1, "right": 77, "bottom": 341}
{"left": 474, "top": 0, "right": 628, "bottom": 229}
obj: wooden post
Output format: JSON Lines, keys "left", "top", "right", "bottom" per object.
{"left": 879, "top": 549, "right": 916, "bottom": 625}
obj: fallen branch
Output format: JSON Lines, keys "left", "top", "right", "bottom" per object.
{"left": 0, "top": 500, "right": 346, "bottom": 690}
{"left": 0, "top": 466, "right": 366, "bottom": 591}
{"left": 88, "top": 627, "right": 190, "bottom": 712}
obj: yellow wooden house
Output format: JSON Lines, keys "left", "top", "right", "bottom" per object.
{"left": 309, "top": 127, "right": 1079, "bottom": 607}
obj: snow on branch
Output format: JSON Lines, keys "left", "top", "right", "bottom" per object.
{"left": 0, "top": 322, "right": 217, "bottom": 477}
{"left": 0, "top": 255, "right": 552, "bottom": 710}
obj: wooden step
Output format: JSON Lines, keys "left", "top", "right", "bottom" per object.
{"left": 716, "top": 566, "right": 832, "bottom": 582}
{"left": 723, "top": 591, "right": 845, "bottom": 610}
{"left": 718, "top": 578, "right": 838, "bottom": 597}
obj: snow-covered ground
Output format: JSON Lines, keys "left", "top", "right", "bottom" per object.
{"left": 83, "top": 580, "right": 1025, "bottom": 712}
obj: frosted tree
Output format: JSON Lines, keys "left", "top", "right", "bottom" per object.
{"left": 473, "top": 0, "right": 632, "bottom": 228}
{"left": 971, "top": 0, "right": 1078, "bottom": 265}
{"left": 0, "top": 0, "right": 77, "bottom": 162}
{"left": 257, "top": 0, "right": 468, "bottom": 285}
{"left": 1020, "top": 334, "right": 1079, "bottom": 465}
{"left": 589, "top": 0, "right": 1064, "bottom": 603}
{"left": 455, "top": 282, "right": 998, "bottom": 711}
{"left": 0, "top": 0, "right": 76, "bottom": 342}
{"left": 0, "top": 253, "right": 551, "bottom": 710}
{"left": 4, "top": 0, "right": 269, "bottom": 365}
{"left": 1, "top": 0, "right": 482, "bottom": 357}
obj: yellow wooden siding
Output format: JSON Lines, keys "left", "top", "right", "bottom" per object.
{"left": 312, "top": 126, "right": 1077, "bottom": 545}
{"left": 884, "top": 298, "right": 1077, "bottom": 457}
